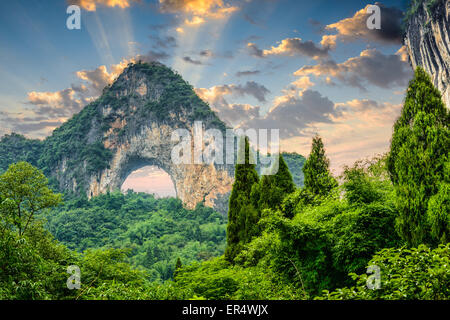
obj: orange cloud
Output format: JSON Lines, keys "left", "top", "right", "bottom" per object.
{"left": 291, "top": 76, "right": 314, "bottom": 91}
{"left": 76, "top": 58, "right": 132, "bottom": 92}
{"left": 69, "top": 0, "right": 139, "bottom": 11}
{"left": 24, "top": 58, "right": 133, "bottom": 136}
{"left": 396, "top": 45, "right": 409, "bottom": 62}
{"left": 325, "top": 6, "right": 372, "bottom": 39}
{"left": 195, "top": 85, "right": 262, "bottom": 128}
{"left": 159, "top": 0, "right": 233, "bottom": 15}
{"left": 184, "top": 16, "right": 205, "bottom": 25}
{"left": 320, "top": 34, "right": 337, "bottom": 50}
{"left": 27, "top": 88, "right": 84, "bottom": 115}
{"left": 159, "top": 0, "right": 238, "bottom": 26}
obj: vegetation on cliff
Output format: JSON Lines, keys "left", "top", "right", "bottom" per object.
{"left": 404, "top": 0, "right": 444, "bottom": 25}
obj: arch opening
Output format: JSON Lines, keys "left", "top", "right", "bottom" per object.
{"left": 121, "top": 165, "right": 177, "bottom": 198}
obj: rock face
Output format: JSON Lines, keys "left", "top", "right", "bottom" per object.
{"left": 42, "top": 62, "right": 235, "bottom": 213}
{"left": 89, "top": 123, "right": 234, "bottom": 212}
{"left": 404, "top": 0, "right": 450, "bottom": 106}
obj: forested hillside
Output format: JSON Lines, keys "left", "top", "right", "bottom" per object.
{"left": 38, "top": 191, "right": 227, "bottom": 282}
{"left": 0, "top": 133, "right": 43, "bottom": 173}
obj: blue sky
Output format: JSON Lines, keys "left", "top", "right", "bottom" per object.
{"left": 0, "top": 0, "right": 413, "bottom": 176}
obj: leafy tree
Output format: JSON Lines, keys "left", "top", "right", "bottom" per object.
{"left": 0, "top": 217, "right": 78, "bottom": 300}
{"left": 254, "top": 175, "right": 271, "bottom": 211}
{"left": 264, "top": 198, "right": 401, "bottom": 295}
{"left": 225, "top": 137, "right": 259, "bottom": 263}
{"left": 387, "top": 67, "right": 449, "bottom": 247}
{"left": 342, "top": 156, "right": 392, "bottom": 205}
{"left": 281, "top": 136, "right": 336, "bottom": 218}
{"left": 245, "top": 156, "right": 403, "bottom": 296}
{"left": 0, "top": 162, "right": 61, "bottom": 236}
{"left": 175, "top": 257, "right": 301, "bottom": 300}
{"left": 303, "top": 135, "right": 337, "bottom": 197}
{"left": 273, "top": 154, "right": 296, "bottom": 196}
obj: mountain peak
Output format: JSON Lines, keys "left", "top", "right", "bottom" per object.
{"left": 38, "top": 60, "right": 231, "bottom": 212}
{"left": 97, "top": 61, "right": 224, "bottom": 126}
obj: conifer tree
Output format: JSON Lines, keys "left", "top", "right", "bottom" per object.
{"left": 273, "top": 153, "right": 296, "bottom": 194}
{"left": 303, "top": 135, "right": 337, "bottom": 197}
{"left": 387, "top": 67, "right": 449, "bottom": 247}
{"left": 225, "top": 137, "right": 259, "bottom": 262}
{"left": 256, "top": 175, "right": 272, "bottom": 211}
{"left": 257, "top": 154, "right": 296, "bottom": 211}
{"left": 174, "top": 257, "right": 182, "bottom": 281}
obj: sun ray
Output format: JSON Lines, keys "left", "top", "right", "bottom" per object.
{"left": 84, "top": 11, "right": 115, "bottom": 66}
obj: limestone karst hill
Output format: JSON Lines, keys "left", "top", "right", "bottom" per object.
{"left": 36, "top": 61, "right": 235, "bottom": 213}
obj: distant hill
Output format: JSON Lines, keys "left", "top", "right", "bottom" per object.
{"left": 0, "top": 133, "right": 43, "bottom": 173}
{"left": 282, "top": 152, "right": 306, "bottom": 187}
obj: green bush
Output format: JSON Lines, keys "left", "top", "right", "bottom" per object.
{"left": 320, "top": 244, "right": 450, "bottom": 300}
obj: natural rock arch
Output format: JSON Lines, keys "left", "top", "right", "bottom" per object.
{"left": 120, "top": 163, "right": 176, "bottom": 197}
{"left": 41, "top": 62, "right": 235, "bottom": 213}
{"left": 88, "top": 121, "right": 234, "bottom": 212}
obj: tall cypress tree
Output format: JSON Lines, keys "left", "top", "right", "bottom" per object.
{"left": 256, "top": 175, "right": 272, "bottom": 211}
{"left": 387, "top": 67, "right": 449, "bottom": 247}
{"left": 225, "top": 136, "right": 259, "bottom": 262}
{"left": 303, "top": 135, "right": 337, "bottom": 197}
{"left": 257, "top": 154, "right": 296, "bottom": 211}
{"left": 174, "top": 257, "right": 182, "bottom": 281}
{"left": 273, "top": 154, "right": 296, "bottom": 193}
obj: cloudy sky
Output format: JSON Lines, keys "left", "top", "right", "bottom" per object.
{"left": 0, "top": 0, "right": 412, "bottom": 194}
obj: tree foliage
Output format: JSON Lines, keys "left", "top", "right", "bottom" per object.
{"left": 0, "top": 162, "right": 61, "bottom": 236}
{"left": 387, "top": 67, "right": 449, "bottom": 247}
{"left": 225, "top": 137, "right": 259, "bottom": 263}
{"left": 320, "top": 244, "right": 450, "bottom": 300}
{"left": 303, "top": 135, "right": 337, "bottom": 197}
{"left": 277, "top": 152, "right": 305, "bottom": 187}
{"left": 41, "top": 191, "right": 227, "bottom": 282}
{"left": 255, "top": 154, "right": 296, "bottom": 212}
{"left": 0, "top": 133, "right": 43, "bottom": 173}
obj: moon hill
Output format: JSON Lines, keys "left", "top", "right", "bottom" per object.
{"left": 0, "top": 61, "right": 305, "bottom": 214}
